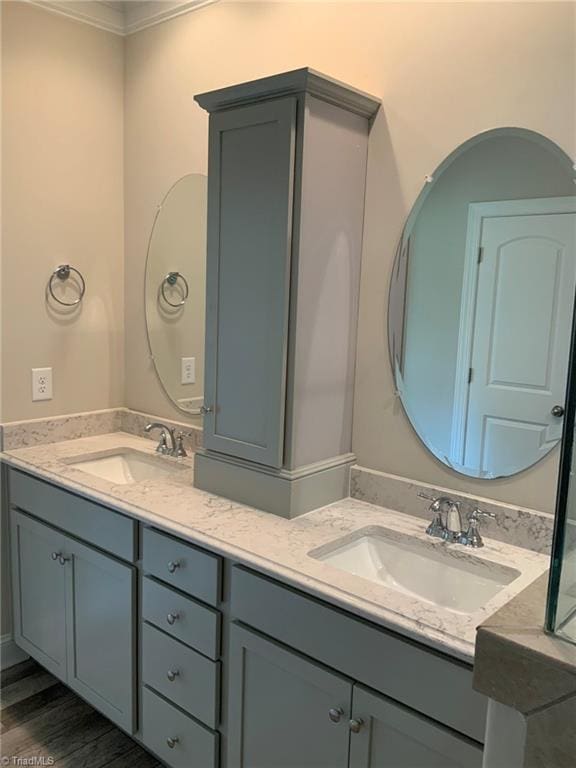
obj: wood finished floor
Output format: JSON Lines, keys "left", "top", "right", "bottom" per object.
{"left": 0, "top": 659, "right": 162, "bottom": 767}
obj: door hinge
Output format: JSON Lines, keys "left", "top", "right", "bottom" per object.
{"left": 468, "top": 367, "right": 473, "bottom": 384}
{"left": 477, "top": 247, "right": 484, "bottom": 264}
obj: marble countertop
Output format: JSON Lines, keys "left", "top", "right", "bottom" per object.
{"left": 1, "top": 432, "right": 549, "bottom": 664}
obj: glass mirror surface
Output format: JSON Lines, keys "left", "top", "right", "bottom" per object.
{"left": 389, "top": 129, "right": 576, "bottom": 478}
{"left": 145, "top": 174, "right": 207, "bottom": 414}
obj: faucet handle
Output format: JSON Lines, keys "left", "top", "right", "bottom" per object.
{"left": 459, "top": 507, "right": 496, "bottom": 547}
{"left": 417, "top": 491, "right": 437, "bottom": 502}
{"left": 468, "top": 507, "right": 496, "bottom": 522}
{"left": 174, "top": 432, "right": 189, "bottom": 458}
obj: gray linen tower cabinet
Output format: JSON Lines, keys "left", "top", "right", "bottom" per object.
{"left": 194, "top": 69, "right": 380, "bottom": 518}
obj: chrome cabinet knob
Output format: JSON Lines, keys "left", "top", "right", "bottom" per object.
{"left": 58, "top": 554, "right": 70, "bottom": 565}
{"left": 166, "top": 737, "right": 179, "bottom": 749}
{"left": 167, "top": 560, "right": 180, "bottom": 574}
{"left": 552, "top": 405, "right": 565, "bottom": 417}
{"left": 51, "top": 552, "right": 60, "bottom": 561}
{"left": 328, "top": 707, "right": 344, "bottom": 723}
{"left": 199, "top": 405, "right": 213, "bottom": 415}
{"left": 166, "top": 612, "right": 180, "bottom": 625}
{"left": 166, "top": 669, "right": 179, "bottom": 682}
{"left": 349, "top": 718, "right": 364, "bottom": 734}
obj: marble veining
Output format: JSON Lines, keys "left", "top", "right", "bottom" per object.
{"left": 351, "top": 466, "right": 554, "bottom": 554}
{"left": 2, "top": 432, "right": 549, "bottom": 664}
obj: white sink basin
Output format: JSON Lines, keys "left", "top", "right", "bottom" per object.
{"left": 65, "top": 449, "right": 186, "bottom": 485}
{"left": 311, "top": 527, "right": 520, "bottom": 614}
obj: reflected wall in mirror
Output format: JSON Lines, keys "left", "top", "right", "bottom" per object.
{"left": 389, "top": 128, "right": 576, "bottom": 479}
{"left": 145, "top": 174, "right": 207, "bottom": 414}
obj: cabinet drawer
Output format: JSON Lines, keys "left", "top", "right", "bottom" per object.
{"left": 231, "top": 566, "right": 487, "bottom": 743}
{"left": 142, "top": 687, "right": 219, "bottom": 768}
{"left": 9, "top": 469, "right": 136, "bottom": 562}
{"left": 143, "top": 527, "right": 221, "bottom": 606}
{"left": 142, "top": 577, "right": 221, "bottom": 660}
{"left": 142, "top": 623, "right": 220, "bottom": 729}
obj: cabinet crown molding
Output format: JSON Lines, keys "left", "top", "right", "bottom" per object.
{"left": 195, "top": 67, "right": 381, "bottom": 119}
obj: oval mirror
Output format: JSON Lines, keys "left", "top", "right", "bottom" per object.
{"left": 389, "top": 128, "right": 576, "bottom": 479}
{"left": 145, "top": 173, "right": 207, "bottom": 414}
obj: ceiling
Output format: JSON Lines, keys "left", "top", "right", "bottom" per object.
{"left": 25, "top": 0, "right": 217, "bottom": 35}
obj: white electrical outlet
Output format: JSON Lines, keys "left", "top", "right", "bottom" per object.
{"left": 32, "top": 368, "right": 53, "bottom": 401}
{"left": 181, "top": 357, "right": 196, "bottom": 385}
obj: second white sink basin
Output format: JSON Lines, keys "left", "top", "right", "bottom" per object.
{"left": 311, "top": 527, "right": 520, "bottom": 614}
{"left": 65, "top": 449, "right": 186, "bottom": 485}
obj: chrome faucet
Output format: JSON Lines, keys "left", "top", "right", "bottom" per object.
{"left": 145, "top": 423, "right": 193, "bottom": 458}
{"left": 418, "top": 492, "right": 495, "bottom": 547}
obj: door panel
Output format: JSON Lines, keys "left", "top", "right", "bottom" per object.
{"left": 66, "top": 537, "right": 136, "bottom": 732}
{"left": 204, "top": 97, "right": 296, "bottom": 467}
{"left": 11, "top": 511, "right": 68, "bottom": 678}
{"left": 228, "top": 623, "right": 351, "bottom": 768}
{"left": 349, "top": 684, "right": 482, "bottom": 768}
{"left": 465, "top": 211, "right": 576, "bottom": 476}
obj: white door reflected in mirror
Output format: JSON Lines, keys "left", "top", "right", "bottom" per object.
{"left": 389, "top": 128, "right": 576, "bottom": 479}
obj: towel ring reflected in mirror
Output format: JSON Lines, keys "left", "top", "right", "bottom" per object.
{"left": 48, "top": 264, "right": 86, "bottom": 307}
{"left": 160, "top": 271, "right": 189, "bottom": 308}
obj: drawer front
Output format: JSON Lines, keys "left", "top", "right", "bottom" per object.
{"left": 142, "top": 686, "right": 218, "bottom": 768}
{"left": 231, "top": 566, "right": 487, "bottom": 743}
{"left": 142, "top": 623, "right": 220, "bottom": 729}
{"left": 9, "top": 469, "right": 136, "bottom": 562}
{"left": 143, "top": 527, "right": 221, "bottom": 606}
{"left": 142, "top": 577, "right": 220, "bottom": 660}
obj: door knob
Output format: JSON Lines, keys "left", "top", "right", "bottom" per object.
{"left": 328, "top": 707, "right": 344, "bottom": 723}
{"left": 349, "top": 718, "right": 364, "bottom": 734}
{"left": 552, "top": 405, "right": 565, "bottom": 417}
{"left": 166, "top": 669, "right": 179, "bottom": 682}
{"left": 166, "top": 737, "right": 179, "bottom": 749}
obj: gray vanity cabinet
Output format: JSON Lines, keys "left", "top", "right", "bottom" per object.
{"left": 11, "top": 511, "right": 68, "bottom": 678}
{"left": 10, "top": 507, "right": 136, "bottom": 733}
{"left": 228, "top": 623, "right": 351, "bottom": 768}
{"left": 349, "top": 685, "right": 483, "bottom": 768}
{"left": 202, "top": 97, "right": 296, "bottom": 468}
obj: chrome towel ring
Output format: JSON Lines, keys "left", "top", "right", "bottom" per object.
{"left": 48, "top": 265, "right": 86, "bottom": 307}
{"left": 161, "top": 271, "right": 189, "bottom": 307}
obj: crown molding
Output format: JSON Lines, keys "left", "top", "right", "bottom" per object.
{"left": 23, "top": 0, "right": 217, "bottom": 36}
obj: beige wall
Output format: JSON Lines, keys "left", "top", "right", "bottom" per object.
{"left": 1, "top": 1, "right": 124, "bottom": 635}
{"left": 124, "top": 1, "right": 574, "bottom": 512}
{"left": 2, "top": 1, "right": 124, "bottom": 422}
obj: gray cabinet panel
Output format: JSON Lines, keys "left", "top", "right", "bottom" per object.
{"left": 9, "top": 469, "right": 137, "bottom": 561}
{"left": 142, "top": 623, "right": 220, "bottom": 729}
{"left": 349, "top": 685, "right": 483, "bottom": 768}
{"left": 142, "top": 576, "right": 221, "bottom": 660}
{"left": 204, "top": 98, "right": 297, "bottom": 467}
{"left": 228, "top": 622, "right": 352, "bottom": 768}
{"left": 66, "top": 536, "right": 136, "bottom": 732}
{"left": 142, "top": 686, "right": 219, "bottom": 768}
{"left": 10, "top": 510, "right": 68, "bottom": 678}
{"left": 231, "top": 566, "right": 487, "bottom": 742}
{"left": 142, "top": 526, "right": 221, "bottom": 606}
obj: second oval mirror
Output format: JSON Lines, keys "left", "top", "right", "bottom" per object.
{"left": 389, "top": 128, "right": 576, "bottom": 479}
{"left": 145, "top": 173, "right": 207, "bottom": 414}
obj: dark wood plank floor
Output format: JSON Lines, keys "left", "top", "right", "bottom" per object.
{"left": 1, "top": 659, "right": 162, "bottom": 767}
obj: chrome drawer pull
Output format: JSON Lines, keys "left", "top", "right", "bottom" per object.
{"left": 166, "top": 669, "right": 180, "bottom": 682}
{"left": 166, "top": 612, "right": 180, "bottom": 625}
{"left": 349, "top": 718, "right": 364, "bottom": 734}
{"left": 167, "top": 560, "right": 181, "bottom": 574}
{"left": 166, "top": 737, "right": 179, "bottom": 749}
{"left": 328, "top": 707, "right": 344, "bottom": 723}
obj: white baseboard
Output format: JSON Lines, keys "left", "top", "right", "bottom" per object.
{"left": 1, "top": 634, "right": 29, "bottom": 670}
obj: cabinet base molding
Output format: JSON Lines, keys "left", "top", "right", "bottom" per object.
{"left": 1, "top": 635, "right": 29, "bottom": 670}
{"left": 194, "top": 450, "right": 355, "bottom": 519}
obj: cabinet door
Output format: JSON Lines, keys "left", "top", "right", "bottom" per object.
{"left": 10, "top": 511, "right": 68, "bottom": 678}
{"left": 65, "top": 536, "right": 136, "bottom": 732}
{"left": 349, "top": 684, "right": 483, "bottom": 768}
{"left": 204, "top": 97, "right": 297, "bottom": 468}
{"left": 228, "top": 623, "right": 351, "bottom": 768}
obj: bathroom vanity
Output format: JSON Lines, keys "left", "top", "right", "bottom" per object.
{"left": 2, "top": 428, "right": 550, "bottom": 768}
